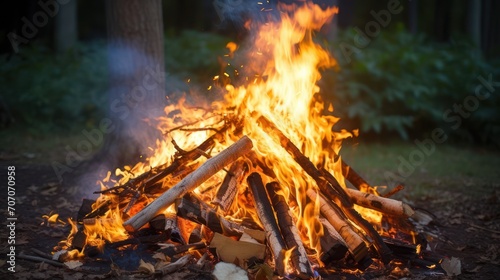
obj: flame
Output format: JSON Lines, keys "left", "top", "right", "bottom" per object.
{"left": 57, "top": 1, "right": 403, "bottom": 270}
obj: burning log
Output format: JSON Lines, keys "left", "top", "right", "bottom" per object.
{"left": 306, "top": 189, "right": 368, "bottom": 263}
{"left": 266, "top": 182, "right": 314, "bottom": 278}
{"left": 123, "top": 135, "right": 254, "bottom": 231}
{"left": 96, "top": 118, "right": 239, "bottom": 196}
{"left": 109, "top": 231, "right": 170, "bottom": 249}
{"left": 212, "top": 160, "right": 249, "bottom": 212}
{"left": 319, "top": 218, "right": 349, "bottom": 265}
{"left": 257, "top": 115, "right": 392, "bottom": 263}
{"left": 176, "top": 193, "right": 244, "bottom": 237}
{"left": 247, "top": 172, "right": 287, "bottom": 276}
{"left": 346, "top": 188, "right": 415, "bottom": 218}
{"left": 340, "top": 159, "right": 380, "bottom": 195}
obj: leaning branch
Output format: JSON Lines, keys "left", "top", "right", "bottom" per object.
{"left": 123, "top": 136, "right": 253, "bottom": 231}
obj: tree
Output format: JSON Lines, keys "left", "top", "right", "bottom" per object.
{"left": 98, "top": 0, "right": 166, "bottom": 171}
{"left": 54, "top": 0, "right": 78, "bottom": 52}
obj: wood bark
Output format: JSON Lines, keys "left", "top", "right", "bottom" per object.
{"left": 346, "top": 188, "right": 415, "bottom": 218}
{"left": 257, "top": 115, "right": 392, "bottom": 263}
{"left": 123, "top": 136, "right": 253, "bottom": 231}
{"left": 319, "top": 217, "right": 349, "bottom": 265}
{"left": 176, "top": 193, "right": 243, "bottom": 237}
{"left": 212, "top": 159, "right": 248, "bottom": 212}
{"left": 266, "top": 182, "right": 313, "bottom": 278}
{"left": 306, "top": 189, "right": 368, "bottom": 263}
{"left": 247, "top": 172, "right": 287, "bottom": 276}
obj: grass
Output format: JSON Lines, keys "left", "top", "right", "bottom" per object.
{"left": 340, "top": 140, "right": 500, "bottom": 199}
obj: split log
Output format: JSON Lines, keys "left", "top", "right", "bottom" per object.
{"left": 123, "top": 136, "right": 253, "bottom": 231}
{"left": 318, "top": 218, "right": 348, "bottom": 264}
{"left": 266, "top": 182, "right": 313, "bottom": 278}
{"left": 307, "top": 189, "right": 368, "bottom": 263}
{"left": 247, "top": 172, "right": 287, "bottom": 276}
{"left": 212, "top": 160, "right": 249, "bottom": 212}
{"left": 257, "top": 115, "right": 392, "bottom": 263}
{"left": 346, "top": 188, "right": 415, "bottom": 218}
{"left": 176, "top": 193, "right": 243, "bottom": 237}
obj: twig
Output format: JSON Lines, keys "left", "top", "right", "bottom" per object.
{"left": 470, "top": 223, "right": 500, "bottom": 234}
{"left": 18, "top": 253, "right": 64, "bottom": 267}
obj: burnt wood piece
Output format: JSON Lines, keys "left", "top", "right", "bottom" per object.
{"left": 96, "top": 119, "right": 239, "bottom": 196}
{"left": 176, "top": 193, "right": 243, "bottom": 237}
{"left": 346, "top": 188, "right": 415, "bottom": 218}
{"left": 382, "top": 184, "right": 405, "bottom": 198}
{"left": 123, "top": 136, "right": 254, "bottom": 231}
{"left": 340, "top": 159, "right": 379, "bottom": 194}
{"left": 247, "top": 173, "right": 287, "bottom": 276}
{"left": 307, "top": 189, "right": 368, "bottom": 263}
{"left": 257, "top": 115, "right": 392, "bottom": 263}
{"left": 156, "top": 254, "right": 193, "bottom": 276}
{"left": 319, "top": 218, "right": 349, "bottom": 265}
{"left": 83, "top": 200, "right": 112, "bottom": 220}
{"left": 212, "top": 160, "right": 249, "bottom": 212}
{"left": 266, "top": 182, "right": 313, "bottom": 278}
{"left": 108, "top": 230, "right": 171, "bottom": 249}
{"left": 158, "top": 242, "right": 207, "bottom": 257}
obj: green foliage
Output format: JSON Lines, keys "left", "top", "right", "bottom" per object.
{"left": 165, "top": 30, "right": 229, "bottom": 81}
{"left": 1, "top": 31, "right": 229, "bottom": 132}
{"left": 324, "top": 27, "right": 500, "bottom": 146}
{"left": 0, "top": 42, "right": 108, "bottom": 132}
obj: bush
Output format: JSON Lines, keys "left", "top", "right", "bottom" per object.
{"left": 0, "top": 42, "right": 108, "bottom": 132}
{"left": 323, "top": 27, "right": 500, "bottom": 146}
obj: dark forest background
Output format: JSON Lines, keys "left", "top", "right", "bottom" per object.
{"left": 1, "top": 0, "right": 499, "bottom": 149}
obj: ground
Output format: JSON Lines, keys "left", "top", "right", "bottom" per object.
{"left": 0, "top": 135, "right": 499, "bottom": 279}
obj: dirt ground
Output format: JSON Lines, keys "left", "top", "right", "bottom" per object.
{"left": 0, "top": 163, "right": 499, "bottom": 279}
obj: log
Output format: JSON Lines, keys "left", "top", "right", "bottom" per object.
{"left": 257, "top": 115, "right": 392, "bottom": 263}
{"left": 318, "top": 218, "right": 349, "bottom": 265}
{"left": 266, "top": 182, "right": 313, "bottom": 278}
{"left": 176, "top": 193, "right": 243, "bottom": 237}
{"left": 346, "top": 188, "right": 415, "bottom": 218}
{"left": 247, "top": 172, "right": 287, "bottom": 276}
{"left": 341, "top": 159, "right": 380, "bottom": 195}
{"left": 97, "top": 119, "right": 238, "bottom": 196}
{"left": 212, "top": 160, "right": 248, "bottom": 212}
{"left": 306, "top": 189, "right": 368, "bottom": 263}
{"left": 123, "top": 136, "right": 253, "bottom": 231}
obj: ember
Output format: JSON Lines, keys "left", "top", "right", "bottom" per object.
{"left": 52, "top": 2, "right": 448, "bottom": 278}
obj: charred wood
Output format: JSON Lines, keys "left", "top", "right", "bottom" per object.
{"left": 123, "top": 135, "right": 254, "bottom": 231}
{"left": 247, "top": 172, "right": 287, "bottom": 276}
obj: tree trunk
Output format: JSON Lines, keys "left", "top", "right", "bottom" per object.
{"left": 101, "top": 0, "right": 166, "bottom": 170}
{"left": 54, "top": 0, "right": 78, "bottom": 53}
{"left": 408, "top": 0, "right": 418, "bottom": 34}
{"left": 466, "top": 0, "right": 481, "bottom": 49}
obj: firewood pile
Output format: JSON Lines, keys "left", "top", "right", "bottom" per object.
{"left": 43, "top": 114, "right": 450, "bottom": 279}
{"left": 41, "top": 3, "right": 457, "bottom": 278}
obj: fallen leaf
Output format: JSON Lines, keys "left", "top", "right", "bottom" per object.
{"left": 441, "top": 257, "right": 461, "bottom": 276}
{"left": 138, "top": 259, "right": 155, "bottom": 274}
{"left": 64, "top": 260, "right": 83, "bottom": 270}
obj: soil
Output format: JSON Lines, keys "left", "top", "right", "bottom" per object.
{"left": 0, "top": 163, "right": 499, "bottom": 279}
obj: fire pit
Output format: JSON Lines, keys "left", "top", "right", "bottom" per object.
{"left": 48, "top": 3, "right": 454, "bottom": 279}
